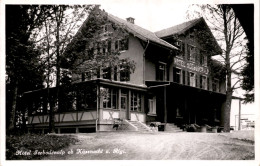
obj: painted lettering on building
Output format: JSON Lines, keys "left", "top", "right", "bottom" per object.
{"left": 174, "top": 58, "right": 209, "bottom": 74}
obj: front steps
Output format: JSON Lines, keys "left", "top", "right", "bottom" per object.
{"left": 129, "top": 121, "right": 152, "bottom": 132}
{"left": 164, "top": 123, "right": 183, "bottom": 132}
{"left": 112, "top": 119, "right": 183, "bottom": 132}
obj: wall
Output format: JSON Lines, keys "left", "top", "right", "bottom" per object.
{"left": 120, "top": 34, "right": 145, "bottom": 85}
{"left": 145, "top": 58, "right": 156, "bottom": 81}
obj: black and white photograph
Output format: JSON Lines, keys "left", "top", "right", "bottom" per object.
{"left": 1, "top": 0, "right": 259, "bottom": 165}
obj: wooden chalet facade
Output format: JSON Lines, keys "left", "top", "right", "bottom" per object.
{"left": 24, "top": 8, "right": 227, "bottom": 133}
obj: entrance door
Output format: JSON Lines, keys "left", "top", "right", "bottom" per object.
{"left": 120, "top": 94, "right": 127, "bottom": 119}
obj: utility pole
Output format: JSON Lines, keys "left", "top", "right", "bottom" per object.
{"left": 238, "top": 99, "right": 241, "bottom": 130}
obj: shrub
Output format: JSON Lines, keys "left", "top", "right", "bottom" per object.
{"left": 6, "top": 133, "right": 78, "bottom": 160}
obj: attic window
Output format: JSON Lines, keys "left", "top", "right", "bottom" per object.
{"left": 189, "top": 33, "right": 195, "bottom": 40}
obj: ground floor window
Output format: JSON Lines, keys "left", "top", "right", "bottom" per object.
{"left": 148, "top": 97, "right": 156, "bottom": 115}
{"left": 102, "top": 87, "right": 118, "bottom": 109}
{"left": 176, "top": 107, "right": 182, "bottom": 117}
{"left": 182, "top": 70, "right": 186, "bottom": 85}
{"left": 130, "top": 91, "right": 142, "bottom": 112}
{"left": 200, "top": 75, "right": 207, "bottom": 90}
{"left": 212, "top": 79, "right": 219, "bottom": 92}
{"left": 77, "top": 86, "right": 97, "bottom": 110}
{"left": 189, "top": 72, "right": 196, "bottom": 87}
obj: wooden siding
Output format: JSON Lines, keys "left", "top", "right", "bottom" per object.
{"left": 28, "top": 110, "right": 97, "bottom": 124}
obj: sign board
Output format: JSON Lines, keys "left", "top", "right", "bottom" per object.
{"left": 174, "top": 58, "right": 209, "bottom": 75}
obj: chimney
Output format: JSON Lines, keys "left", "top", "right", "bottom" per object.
{"left": 126, "top": 17, "right": 135, "bottom": 24}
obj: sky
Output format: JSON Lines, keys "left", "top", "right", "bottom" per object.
{"left": 99, "top": 0, "right": 190, "bottom": 32}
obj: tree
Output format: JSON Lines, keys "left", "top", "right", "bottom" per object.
{"left": 241, "top": 40, "right": 254, "bottom": 103}
{"left": 36, "top": 5, "right": 92, "bottom": 133}
{"left": 187, "top": 4, "right": 247, "bottom": 132}
{"left": 63, "top": 6, "right": 136, "bottom": 80}
{"left": 6, "top": 5, "right": 48, "bottom": 132}
{"left": 37, "top": 5, "right": 135, "bottom": 133}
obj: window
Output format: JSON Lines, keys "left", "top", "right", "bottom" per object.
{"left": 189, "top": 72, "right": 196, "bottom": 87}
{"left": 102, "top": 87, "right": 118, "bottom": 109}
{"left": 82, "top": 71, "right": 93, "bottom": 81}
{"left": 212, "top": 79, "right": 219, "bottom": 92}
{"left": 200, "top": 75, "right": 207, "bottom": 90}
{"left": 187, "top": 45, "right": 190, "bottom": 61}
{"left": 107, "top": 40, "right": 111, "bottom": 53}
{"left": 173, "top": 67, "right": 181, "bottom": 83}
{"left": 176, "top": 107, "right": 182, "bottom": 117}
{"left": 115, "top": 38, "right": 129, "bottom": 52}
{"left": 187, "top": 45, "right": 196, "bottom": 62}
{"left": 148, "top": 97, "right": 156, "bottom": 115}
{"left": 131, "top": 92, "right": 141, "bottom": 112}
{"left": 121, "top": 89, "right": 127, "bottom": 110}
{"left": 190, "top": 47, "right": 196, "bottom": 62}
{"left": 103, "top": 24, "right": 108, "bottom": 32}
{"left": 157, "top": 62, "right": 166, "bottom": 81}
{"left": 200, "top": 54, "right": 207, "bottom": 66}
{"left": 120, "top": 65, "right": 130, "bottom": 81}
{"left": 189, "top": 33, "right": 195, "bottom": 41}
{"left": 182, "top": 70, "right": 186, "bottom": 85}
{"left": 113, "top": 66, "right": 118, "bottom": 81}
{"left": 77, "top": 86, "right": 97, "bottom": 110}
{"left": 196, "top": 74, "right": 199, "bottom": 88}
{"left": 102, "top": 67, "right": 111, "bottom": 80}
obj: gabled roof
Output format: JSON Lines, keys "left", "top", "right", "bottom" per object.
{"left": 155, "top": 17, "right": 202, "bottom": 38}
{"left": 155, "top": 17, "right": 222, "bottom": 55}
{"left": 107, "top": 13, "right": 178, "bottom": 50}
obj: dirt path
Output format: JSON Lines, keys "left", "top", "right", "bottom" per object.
{"left": 43, "top": 131, "right": 254, "bottom": 160}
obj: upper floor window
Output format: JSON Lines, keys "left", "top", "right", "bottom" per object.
{"left": 82, "top": 70, "right": 93, "bottom": 81}
{"left": 200, "top": 54, "right": 207, "bottom": 66}
{"left": 212, "top": 79, "right": 219, "bottom": 92}
{"left": 173, "top": 67, "right": 181, "bottom": 83}
{"left": 189, "top": 33, "right": 195, "bottom": 41}
{"left": 187, "top": 45, "right": 196, "bottom": 62}
{"left": 115, "top": 38, "right": 129, "bottom": 52}
{"left": 120, "top": 65, "right": 130, "bottom": 81}
{"left": 102, "top": 67, "right": 111, "bottom": 80}
{"left": 157, "top": 62, "right": 167, "bottom": 81}
{"left": 176, "top": 41, "right": 185, "bottom": 58}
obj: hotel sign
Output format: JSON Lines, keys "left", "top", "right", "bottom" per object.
{"left": 174, "top": 58, "right": 209, "bottom": 74}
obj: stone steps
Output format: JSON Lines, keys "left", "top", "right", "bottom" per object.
{"left": 129, "top": 121, "right": 152, "bottom": 132}
{"left": 164, "top": 123, "right": 183, "bottom": 132}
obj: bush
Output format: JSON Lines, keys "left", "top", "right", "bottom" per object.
{"left": 6, "top": 133, "right": 78, "bottom": 160}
